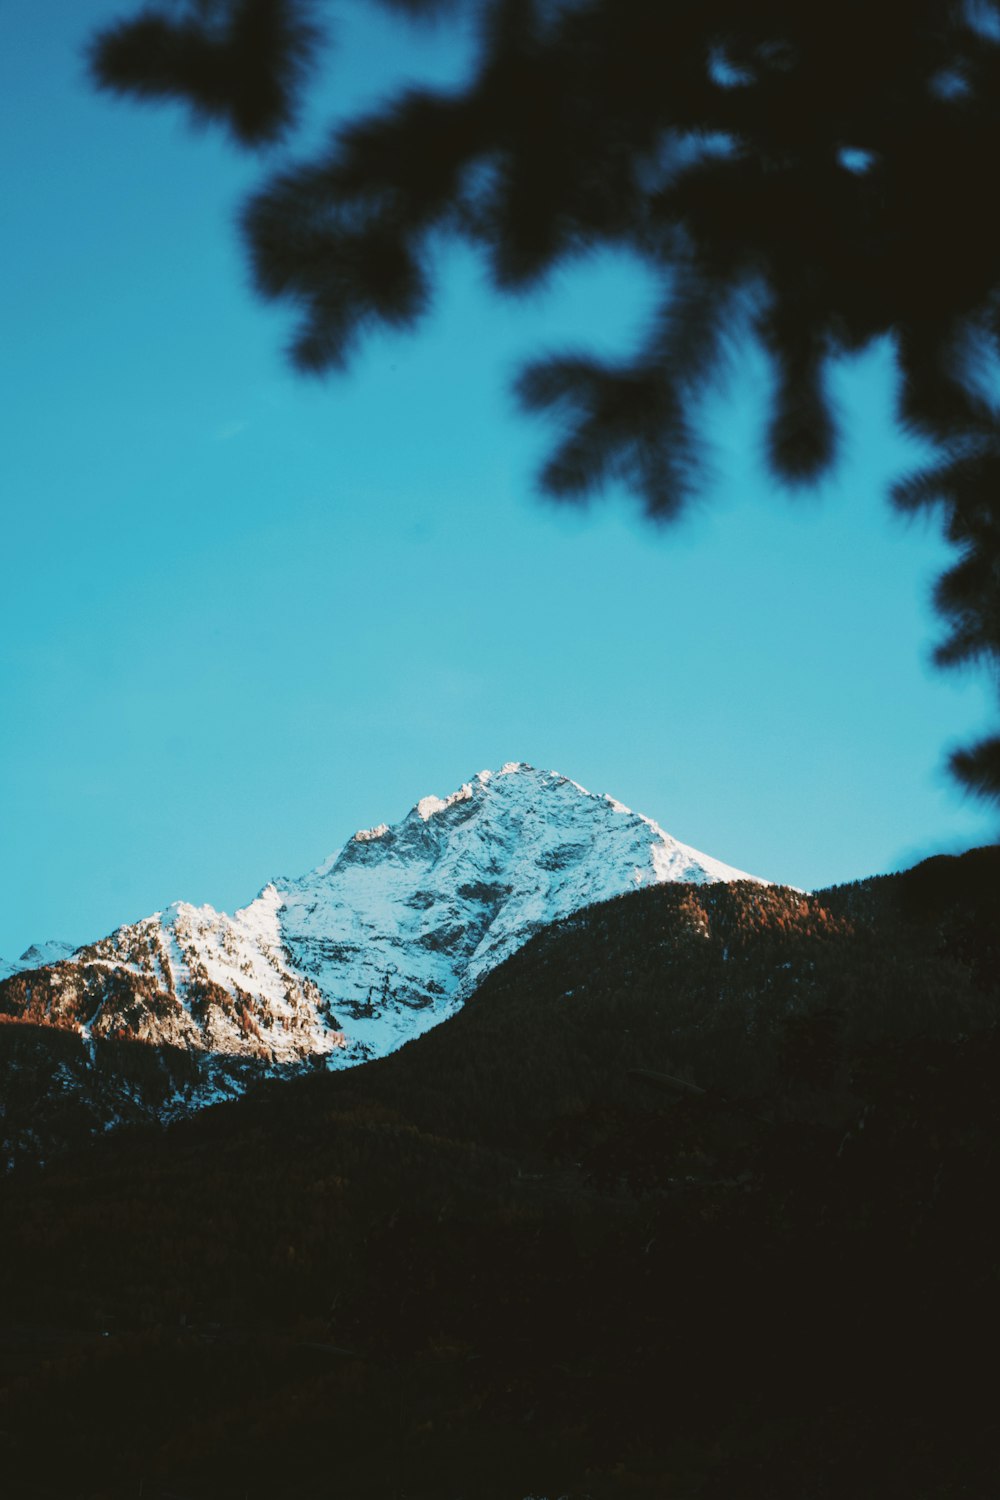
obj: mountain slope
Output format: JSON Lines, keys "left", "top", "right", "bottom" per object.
{"left": 0, "top": 764, "right": 763, "bottom": 1074}
{"left": 0, "top": 853, "right": 996, "bottom": 1498}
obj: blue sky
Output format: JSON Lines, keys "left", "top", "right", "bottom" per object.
{"left": 0, "top": 0, "right": 995, "bottom": 959}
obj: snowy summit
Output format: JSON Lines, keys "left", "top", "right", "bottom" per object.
{"left": 0, "top": 764, "right": 764, "bottom": 1070}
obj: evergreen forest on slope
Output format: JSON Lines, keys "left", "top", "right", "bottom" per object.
{"left": 0, "top": 848, "right": 997, "bottom": 1498}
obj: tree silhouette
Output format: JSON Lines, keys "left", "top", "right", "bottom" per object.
{"left": 90, "top": 0, "right": 1000, "bottom": 802}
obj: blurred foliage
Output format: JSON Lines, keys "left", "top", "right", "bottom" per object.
{"left": 88, "top": 0, "right": 1000, "bottom": 799}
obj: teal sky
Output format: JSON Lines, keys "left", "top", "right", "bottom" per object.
{"left": 0, "top": 0, "right": 995, "bottom": 959}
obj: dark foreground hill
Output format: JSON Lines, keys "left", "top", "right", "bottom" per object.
{"left": 0, "top": 852, "right": 997, "bottom": 1498}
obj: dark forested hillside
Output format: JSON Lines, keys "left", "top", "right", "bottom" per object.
{"left": 0, "top": 851, "right": 997, "bottom": 1497}
{"left": 338, "top": 856, "right": 998, "bottom": 1146}
{"left": 0, "top": 1021, "right": 252, "bottom": 1170}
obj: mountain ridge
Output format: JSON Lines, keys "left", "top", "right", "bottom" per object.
{"left": 0, "top": 764, "right": 764, "bottom": 1081}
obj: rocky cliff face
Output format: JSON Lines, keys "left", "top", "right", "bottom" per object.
{"left": 0, "top": 763, "right": 764, "bottom": 1070}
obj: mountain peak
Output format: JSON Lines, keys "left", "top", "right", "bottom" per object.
{"left": 1, "top": 938, "right": 78, "bottom": 981}
{"left": 349, "top": 763, "right": 643, "bottom": 845}
{"left": 0, "top": 765, "right": 765, "bottom": 1075}
{"left": 408, "top": 761, "right": 531, "bottom": 824}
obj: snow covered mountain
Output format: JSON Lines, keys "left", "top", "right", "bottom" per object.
{"left": 0, "top": 764, "right": 764, "bottom": 1071}
{"left": 0, "top": 939, "right": 76, "bottom": 981}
